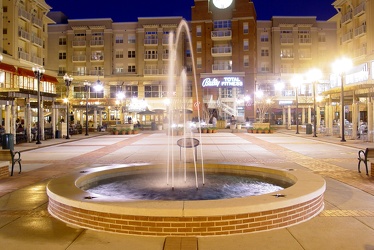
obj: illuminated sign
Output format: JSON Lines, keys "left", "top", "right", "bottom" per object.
{"left": 202, "top": 77, "right": 243, "bottom": 88}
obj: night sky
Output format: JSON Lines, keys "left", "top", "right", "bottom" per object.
{"left": 45, "top": 0, "right": 337, "bottom": 22}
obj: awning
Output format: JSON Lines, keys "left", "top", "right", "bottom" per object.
{"left": 42, "top": 74, "right": 59, "bottom": 83}
{"left": 0, "top": 62, "right": 17, "bottom": 73}
{"left": 17, "top": 67, "right": 35, "bottom": 78}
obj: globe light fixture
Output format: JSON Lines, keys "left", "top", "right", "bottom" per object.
{"left": 213, "top": 0, "right": 233, "bottom": 9}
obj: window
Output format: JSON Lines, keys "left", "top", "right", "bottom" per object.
{"left": 197, "top": 41, "right": 202, "bottom": 53}
{"left": 128, "top": 50, "right": 136, "bottom": 58}
{"left": 186, "top": 49, "right": 191, "bottom": 58}
{"left": 318, "top": 34, "right": 326, "bottom": 43}
{"left": 74, "top": 33, "right": 86, "bottom": 39}
{"left": 197, "top": 57, "right": 202, "bottom": 69}
{"left": 243, "top": 39, "right": 249, "bottom": 51}
{"left": 115, "top": 65, "right": 124, "bottom": 73}
{"left": 115, "top": 35, "right": 124, "bottom": 43}
{"left": 261, "top": 49, "right": 269, "bottom": 57}
{"left": 145, "top": 85, "right": 161, "bottom": 98}
{"left": 59, "top": 52, "right": 66, "bottom": 60}
{"left": 243, "top": 22, "right": 249, "bottom": 34}
{"left": 298, "top": 30, "right": 311, "bottom": 43}
{"left": 260, "top": 62, "right": 270, "bottom": 72}
{"left": 115, "top": 50, "right": 124, "bottom": 58}
{"left": 213, "top": 20, "right": 232, "bottom": 29}
{"left": 58, "top": 66, "right": 66, "bottom": 76}
{"left": 221, "top": 88, "right": 233, "bottom": 98}
{"left": 280, "top": 30, "right": 293, "bottom": 43}
{"left": 59, "top": 37, "right": 66, "bottom": 45}
{"left": 184, "top": 81, "right": 193, "bottom": 97}
{"left": 196, "top": 26, "right": 201, "bottom": 37}
{"left": 145, "top": 50, "right": 157, "bottom": 60}
{"left": 280, "top": 48, "right": 293, "bottom": 58}
{"left": 299, "top": 48, "right": 311, "bottom": 59}
{"left": 128, "top": 34, "right": 136, "bottom": 44}
{"left": 75, "top": 67, "right": 86, "bottom": 76}
{"left": 243, "top": 55, "right": 249, "bottom": 67}
{"left": 162, "top": 49, "right": 169, "bottom": 60}
{"left": 128, "top": 64, "right": 136, "bottom": 73}
{"left": 3, "top": 28, "right": 7, "bottom": 35}
{"left": 260, "top": 34, "right": 269, "bottom": 42}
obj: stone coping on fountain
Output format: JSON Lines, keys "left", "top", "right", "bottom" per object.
{"left": 47, "top": 164, "right": 326, "bottom": 236}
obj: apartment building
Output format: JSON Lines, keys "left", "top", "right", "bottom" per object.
{"left": 0, "top": 0, "right": 57, "bottom": 143}
{"left": 256, "top": 17, "right": 337, "bottom": 127}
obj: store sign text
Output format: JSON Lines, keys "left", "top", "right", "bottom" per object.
{"left": 202, "top": 77, "right": 243, "bottom": 88}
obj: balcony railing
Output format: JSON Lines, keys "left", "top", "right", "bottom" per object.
{"left": 91, "top": 55, "right": 104, "bottom": 61}
{"left": 19, "top": 51, "right": 29, "bottom": 61}
{"left": 211, "top": 47, "right": 232, "bottom": 57}
{"left": 31, "top": 16, "right": 43, "bottom": 28}
{"left": 18, "top": 8, "right": 31, "bottom": 21}
{"left": 18, "top": 29, "right": 30, "bottom": 41}
{"left": 212, "top": 64, "right": 232, "bottom": 72}
{"left": 144, "top": 69, "right": 159, "bottom": 75}
{"left": 90, "top": 40, "right": 104, "bottom": 46}
{"left": 280, "top": 38, "right": 294, "bottom": 44}
{"left": 299, "top": 38, "right": 311, "bottom": 44}
{"left": 354, "top": 2, "right": 365, "bottom": 16}
{"left": 211, "top": 30, "right": 232, "bottom": 40}
{"left": 354, "top": 25, "right": 366, "bottom": 37}
{"left": 72, "top": 40, "right": 86, "bottom": 47}
{"left": 89, "top": 70, "right": 104, "bottom": 76}
{"left": 144, "top": 54, "right": 158, "bottom": 60}
{"left": 342, "top": 32, "right": 353, "bottom": 43}
{"left": 144, "top": 38, "right": 158, "bottom": 45}
{"left": 31, "top": 55, "right": 43, "bottom": 65}
{"left": 72, "top": 55, "right": 86, "bottom": 62}
{"left": 354, "top": 47, "right": 367, "bottom": 57}
{"left": 31, "top": 34, "right": 43, "bottom": 47}
{"left": 341, "top": 12, "right": 352, "bottom": 24}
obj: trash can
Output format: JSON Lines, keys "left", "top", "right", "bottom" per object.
{"left": 2, "top": 133, "right": 14, "bottom": 151}
{"left": 55, "top": 130, "right": 61, "bottom": 139}
{"left": 306, "top": 124, "right": 313, "bottom": 134}
{"left": 151, "top": 121, "right": 156, "bottom": 131}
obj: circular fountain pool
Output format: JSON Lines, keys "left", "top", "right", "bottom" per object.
{"left": 47, "top": 163, "right": 325, "bottom": 236}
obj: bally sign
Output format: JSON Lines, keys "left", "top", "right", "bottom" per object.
{"left": 202, "top": 77, "right": 243, "bottom": 88}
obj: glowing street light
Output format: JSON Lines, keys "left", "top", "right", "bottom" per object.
{"left": 332, "top": 57, "right": 353, "bottom": 142}
{"left": 32, "top": 66, "right": 45, "bottom": 144}
{"left": 292, "top": 74, "right": 303, "bottom": 134}
{"left": 306, "top": 68, "right": 322, "bottom": 137}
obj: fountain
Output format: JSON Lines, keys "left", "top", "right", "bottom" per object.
{"left": 46, "top": 20, "right": 326, "bottom": 236}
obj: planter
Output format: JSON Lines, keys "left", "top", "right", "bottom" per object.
{"left": 202, "top": 128, "right": 208, "bottom": 133}
{"left": 236, "top": 124, "right": 242, "bottom": 130}
{"left": 230, "top": 125, "right": 236, "bottom": 130}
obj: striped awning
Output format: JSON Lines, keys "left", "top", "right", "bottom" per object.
{"left": 0, "top": 62, "right": 17, "bottom": 73}
{"left": 42, "top": 74, "right": 59, "bottom": 83}
{"left": 17, "top": 67, "right": 35, "bottom": 77}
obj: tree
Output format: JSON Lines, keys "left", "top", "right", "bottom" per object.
{"left": 255, "top": 91, "right": 276, "bottom": 123}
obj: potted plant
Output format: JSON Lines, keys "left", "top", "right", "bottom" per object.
{"left": 201, "top": 127, "right": 208, "bottom": 133}
{"left": 112, "top": 127, "right": 118, "bottom": 135}
{"left": 124, "top": 128, "right": 131, "bottom": 135}
{"left": 211, "top": 127, "right": 218, "bottom": 133}
{"left": 118, "top": 128, "right": 125, "bottom": 135}
{"left": 247, "top": 127, "right": 254, "bottom": 133}
{"left": 132, "top": 127, "right": 139, "bottom": 134}
{"left": 236, "top": 123, "right": 242, "bottom": 130}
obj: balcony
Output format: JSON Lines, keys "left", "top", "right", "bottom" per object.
{"left": 342, "top": 32, "right": 353, "bottom": 43}
{"left": 144, "top": 69, "right": 159, "bottom": 75}
{"left": 90, "top": 40, "right": 104, "bottom": 47}
{"left": 299, "top": 38, "right": 311, "bottom": 45}
{"left": 144, "top": 54, "right": 158, "bottom": 61}
{"left": 211, "top": 30, "right": 232, "bottom": 41}
{"left": 211, "top": 47, "right": 232, "bottom": 57}
{"left": 72, "top": 55, "right": 86, "bottom": 62}
{"left": 354, "top": 2, "right": 365, "bottom": 17}
{"left": 31, "top": 16, "right": 43, "bottom": 28}
{"left": 31, "top": 34, "right": 43, "bottom": 47}
{"left": 212, "top": 63, "right": 232, "bottom": 73}
{"left": 354, "top": 25, "right": 366, "bottom": 37}
{"left": 144, "top": 38, "right": 158, "bottom": 46}
{"left": 18, "top": 51, "right": 29, "bottom": 61}
{"left": 91, "top": 55, "right": 104, "bottom": 61}
{"left": 18, "top": 29, "right": 30, "bottom": 41}
{"left": 89, "top": 70, "right": 104, "bottom": 76}
{"left": 162, "top": 53, "right": 169, "bottom": 60}
{"left": 31, "top": 55, "right": 43, "bottom": 65}
{"left": 354, "top": 47, "right": 367, "bottom": 57}
{"left": 341, "top": 12, "right": 352, "bottom": 24}
{"left": 72, "top": 40, "right": 86, "bottom": 47}
{"left": 280, "top": 53, "right": 294, "bottom": 59}
{"left": 280, "top": 38, "right": 293, "bottom": 44}
{"left": 18, "top": 8, "right": 31, "bottom": 21}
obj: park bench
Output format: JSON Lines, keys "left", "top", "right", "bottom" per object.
{"left": 177, "top": 138, "right": 199, "bottom": 161}
{"left": 0, "top": 149, "right": 22, "bottom": 176}
{"left": 357, "top": 148, "right": 373, "bottom": 175}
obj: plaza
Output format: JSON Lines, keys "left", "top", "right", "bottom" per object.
{"left": 0, "top": 130, "right": 373, "bottom": 250}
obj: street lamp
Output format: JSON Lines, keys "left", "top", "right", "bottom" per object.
{"left": 32, "top": 66, "right": 45, "bottom": 144}
{"left": 63, "top": 73, "right": 73, "bottom": 139}
{"left": 332, "top": 57, "right": 353, "bottom": 142}
{"left": 306, "top": 68, "right": 322, "bottom": 138}
{"left": 292, "top": 74, "right": 303, "bottom": 134}
{"left": 84, "top": 81, "right": 91, "bottom": 136}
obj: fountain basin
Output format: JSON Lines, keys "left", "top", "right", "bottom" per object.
{"left": 47, "top": 163, "right": 325, "bottom": 236}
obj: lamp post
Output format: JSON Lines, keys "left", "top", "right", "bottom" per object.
{"left": 307, "top": 68, "right": 322, "bottom": 138}
{"left": 84, "top": 81, "right": 90, "bottom": 136}
{"left": 291, "top": 75, "right": 302, "bottom": 134}
{"left": 332, "top": 57, "right": 353, "bottom": 142}
{"left": 32, "top": 66, "right": 45, "bottom": 144}
{"left": 63, "top": 73, "right": 73, "bottom": 139}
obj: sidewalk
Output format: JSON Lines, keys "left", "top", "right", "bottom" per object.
{"left": 0, "top": 130, "right": 373, "bottom": 250}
